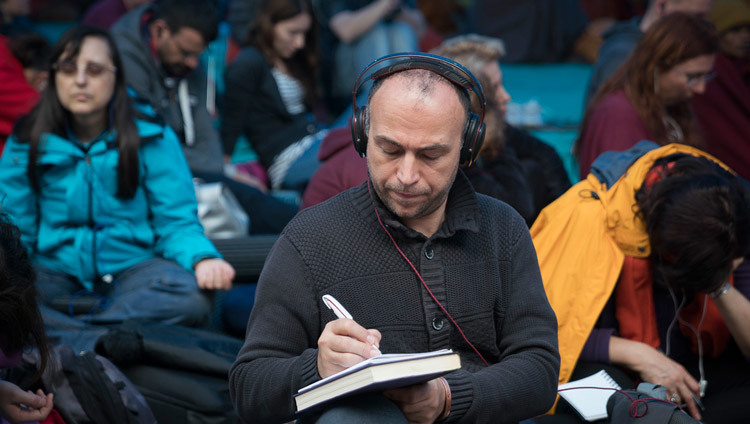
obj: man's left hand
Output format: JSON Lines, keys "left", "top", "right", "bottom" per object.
{"left": 195, "top": 258, "right": 235, "bottom": 290}
{"left": 383, "top": 378, "right": 446, "bottom": 423}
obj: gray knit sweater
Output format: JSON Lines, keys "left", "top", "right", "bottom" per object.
{"left": 229, "top": 172, "right": 560, "bottom": 423}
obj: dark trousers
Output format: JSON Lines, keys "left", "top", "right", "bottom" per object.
{"left": 297, "top": 393, "right": 408, "bottom": 424}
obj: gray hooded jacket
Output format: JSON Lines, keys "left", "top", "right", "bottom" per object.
{"left": 111, "top": 5, "right": 224, "bottom": 174}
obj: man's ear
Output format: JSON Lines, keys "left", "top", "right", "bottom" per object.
{"left": 149, "top": 19, "right": 170, "bottom": 42}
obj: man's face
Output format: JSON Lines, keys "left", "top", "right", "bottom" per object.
{"left": 657, "top": 54, "right": 715, "bottom": 104}
{"left": 482, "top": 61, "right": 511, "bottom": 119}
{"left": 152, "top": 21, "right": 206, "bottom": 77}
{"left": 720, "top": 24, "right": 750, "bottom": 59}
{"left": 366, "top": 75, "right": 466, "bottom": 235}
{"left": 664, "top": 0, "right": 713, "bottom": 17}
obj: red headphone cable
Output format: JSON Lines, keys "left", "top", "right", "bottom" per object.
{"left": 368, "top": 183, "right": 489, "bottom": 367}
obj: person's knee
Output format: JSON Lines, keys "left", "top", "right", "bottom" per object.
{"left": 172, "top": 290, "right": 211, "bottom": 327}
{"left": 314, "top": 393, "right": 408, "bottom": 424}
{"left": 135, "top": 260, "right": 211, "bottom": 325}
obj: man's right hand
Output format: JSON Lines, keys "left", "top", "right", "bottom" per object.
{"left": 317, "top": 319, "right": 381, "bottom": 378}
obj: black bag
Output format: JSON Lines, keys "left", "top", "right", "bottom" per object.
{"left": 607, "top": 390, "right": 700, "bottom": 424}
{"left": 8, "top": 345, "right": 157, "bottom": 424}
{"left": 95, "top": 320, "right": 244, "bottom": 424}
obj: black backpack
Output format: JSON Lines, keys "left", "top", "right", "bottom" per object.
{"left": 8, "top": 344, "right": 157, "bottom": 424}
{"left": 95, "top": 320, "right": 244, "bottom": 424}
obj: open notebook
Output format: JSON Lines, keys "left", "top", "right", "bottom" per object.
{"left": 558, "top": 370, "right": 621, "bottom": 421}
{"left": 295, "top": 349, "right": 460, "bottom": 413}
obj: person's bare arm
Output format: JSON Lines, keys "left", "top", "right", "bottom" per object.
{"left": 713, "top": 285, "right": 750, "bottom": 357}
{"left": 329, "top": 0, "right": 401, "bottom": 43}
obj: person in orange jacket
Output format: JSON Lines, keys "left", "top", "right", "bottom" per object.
{"left": 532, "top": 141, "right": 750, "bottom": 422}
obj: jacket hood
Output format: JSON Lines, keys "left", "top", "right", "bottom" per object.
{"left": 111, "top": 5, "right": 160, "bottom": 82}
{"left": 317, "top": 126, "right": 354, "bottom": 162}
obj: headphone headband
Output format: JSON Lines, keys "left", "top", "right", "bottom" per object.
{"left": 350, "top": 52, "right": 487, "bottom": 166}
{"left": 352, "top": 52, "right": 486, "bottom": 121}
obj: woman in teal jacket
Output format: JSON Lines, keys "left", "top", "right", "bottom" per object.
{"left": 0, "top": 25, "right": 234, "bottom": 332}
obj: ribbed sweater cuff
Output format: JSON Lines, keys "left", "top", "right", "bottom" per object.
{"left": 443, "top": 371, "right": 473, "bottom": 421}
{"left": 298, "top": 348, "right": 321, "bottom": 388}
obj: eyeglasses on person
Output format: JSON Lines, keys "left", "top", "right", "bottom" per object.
{"left": 674, "top": 69, "right": 715, "bottom": 88}
{"left": 53, "top": 60, "right": 117, "bottom": 78}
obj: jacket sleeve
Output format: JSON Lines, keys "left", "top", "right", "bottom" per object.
{"left": 446, "top": 213, "right": 560, "bottom": 423}
{"left": 221, "top": 51, "right": 260, "bottom": 156}
{"left": 505, "top": 125, "right": 571, "bottom": 205}
{"left": 0, "top": 136, "right": 39, "bottom": 251}
{"left": 140, "top": 125, "right": 220, "bottom": 270}
{"left": 229, "top": 234, "right": 322, "bottom": 423}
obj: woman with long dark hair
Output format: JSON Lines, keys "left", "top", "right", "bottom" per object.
{"left": 222, "top": 0, "right": 328, "bottom": 192}
{"left": 0, "top": 212, "right": 54, "bottom": 424}
{"left": 0, "top": 26, "right": 234, "bottom": 342}
{"left": 577, "top": 13, "right": 719, "bottom": 179}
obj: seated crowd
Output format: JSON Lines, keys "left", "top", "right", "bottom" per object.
{"left": 1, "top": 0, "right": 749, "bottom": 423}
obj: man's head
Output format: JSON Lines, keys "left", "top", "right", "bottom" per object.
{"left": 708, "top": 0, "right": 750, "bottom": 58}
{"left": 431, "top": 34, "right": 510, "bottom": 118}
{"left": 364, "top": 69, "right": 471, "bottom": 236}
{"left": 148, "top": 0, "right": 219, "bottom": 77}
{"left": 432, "top": 34, "right": 510, "bottom": 161}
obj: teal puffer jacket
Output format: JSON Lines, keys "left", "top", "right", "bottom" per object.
{"left": 0, "top": 118, "right": 219, "bottom": 290}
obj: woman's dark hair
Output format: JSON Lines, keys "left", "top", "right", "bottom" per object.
{"left": 0, "top": 212, "right": 49, "bottom": 384}
{"left": 578, "top": 13, "right": 719, "bottom": 153}
{"left": 636, "top": 155, "right": 750, "bottom": 294}
{"left": 245, "top": 0, "right": 319, "bottom": 106}
{"left": 14, "top": 25, "right": 140, "bottom": 198}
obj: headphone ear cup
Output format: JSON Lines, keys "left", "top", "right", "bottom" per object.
{"left": 460, "top": 113, "right": 485, "bottom": 165}
{"left": 351, "top": 105, "right": 368, "bottom": 157}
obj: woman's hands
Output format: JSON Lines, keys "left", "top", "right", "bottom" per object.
{"left": 0, "top": 380, "right": 54, "bottom": 424}
{"left": 609, "top": 336, "right": 702, "bottom": 420}
{"left": 195, "top": 258, "right": 235, "bottom": 290}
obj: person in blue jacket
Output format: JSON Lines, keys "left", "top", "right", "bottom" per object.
{"left": 0, "top": 25, "right": 235, "bottom": 337}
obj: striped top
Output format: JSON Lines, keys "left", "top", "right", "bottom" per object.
{"left": 271, "top": 68, "right": 306, "bottom": 115}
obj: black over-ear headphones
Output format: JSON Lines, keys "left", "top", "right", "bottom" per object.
{"left": 350, "top": 52, "right": 486, "bottom": 166}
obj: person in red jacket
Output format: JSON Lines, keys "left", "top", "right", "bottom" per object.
{"left": 300, "top": 126, "right": 368, "bottom": 209}
{"left": 0, "top": 34, "right": 40, "bottom": 153}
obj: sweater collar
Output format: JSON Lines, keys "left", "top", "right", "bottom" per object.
{"left": 352, "top": 169, "right": 481, "bottom": 240}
